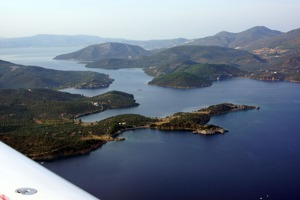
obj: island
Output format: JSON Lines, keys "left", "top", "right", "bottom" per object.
{"left": 0, "top": 89, "right": 259, "bottom": 161}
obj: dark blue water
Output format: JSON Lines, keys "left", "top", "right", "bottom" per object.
{"left": 2, "top": 48, "right": 300, "bottom": 200}
{"left": 44, "top": 81, "right": 300, "bottom": 200}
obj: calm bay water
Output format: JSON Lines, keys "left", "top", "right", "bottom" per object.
{"left": 1, "top": 48, "right": 300, "bottom": 200}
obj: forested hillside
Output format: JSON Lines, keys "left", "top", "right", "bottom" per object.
{"left": 0, "top": 60, "right": 113, "bottom": 89}
{"left": 0, "top": 89, "right": 141, "bottom": 160}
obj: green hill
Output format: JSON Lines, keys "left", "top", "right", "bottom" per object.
{"left": 0, "top": 89, "right": 138, "bottom": 121}
{"left": 54, "top": 42, "right": 150, "bottom": 61}
{"left": 148, "top": 63, "right": 245, "bottom": 88}
{"left": 90, "top": 45, "right": 265, "bottom": 70}
{"left": 85, "top": 45, "right": 264, "bottom": 88}
{"left": 0, "top": 60, "right": 113, "bottom": 89}
{"left": 148, "top": 72, "right": 212, "bottom": 88}
{"left": 143, "top": 45, "right": 265, "bottom": 76}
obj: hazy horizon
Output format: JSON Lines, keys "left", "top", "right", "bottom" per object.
{"left": 1, "top": 0, "right": 299, "bottom": 40}
{"left": 0, "top": 25, "right": 297, "bottom": 41}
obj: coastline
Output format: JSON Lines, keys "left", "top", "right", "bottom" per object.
{"left": 31, "top": 103, "right": 258, "bottom": 161}
{"left": 149, "top": 75, "right": 300, "bottom": 89}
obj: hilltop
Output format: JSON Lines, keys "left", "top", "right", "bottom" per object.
{"left": 246, "top": 28, "right": 300, "bottom": 51}
{"left": 187, "top": 26, "right": 282, "bottom": 49}
{"left": 244, "top": 28, "right": 300, "bottom": 82}
{"left": 54, "top": 42, "right": 150, "bottom": 61}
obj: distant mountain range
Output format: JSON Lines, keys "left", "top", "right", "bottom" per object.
{"left": 3, "top": 26, "right": 294, "bottom": 53}
{"left": 2, "top": 26, "right": 300, "bottom": 88}
{"left": 0, "top": 35, "right": 103, "bottom": 48}
{"left": 187, "top": 26, "right": 283, "bottom": 49}
{"left": 0, "top": 34, "right": 188, "bottom": 50}
{"left": 0, "top": 26, "right": 292, "bottom": 50}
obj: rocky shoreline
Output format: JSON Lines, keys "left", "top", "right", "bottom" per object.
{"left": 192, "top": 125, "right": 228, "bottom": 135}
{"left": 29, "top": 136, "right": 125, "bottom": 161}
{"left": 30, "top": 142, "right": 105, "bottom": 161}
{"left": 149, "top": 103, "right": 258, "bottom": 135}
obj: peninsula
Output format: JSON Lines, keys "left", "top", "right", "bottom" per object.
{"left": 150, "top": 103, "right": 258, "bottom": 134}
{"left": 0, "top": 88, "right": 258, "bottom": 161}
{"left": 0, "top": 89, "right": 140, "bottom": 160}
{"left": 0, "top": 60, "right": 114, "bottom": 89}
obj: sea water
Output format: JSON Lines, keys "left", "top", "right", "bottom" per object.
{"left": 1, "top": 48, "right": 300, "bottom": 200}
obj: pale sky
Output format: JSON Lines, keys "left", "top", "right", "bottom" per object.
{"left": 1, "top": 0, "right": 299, "bottom": 40}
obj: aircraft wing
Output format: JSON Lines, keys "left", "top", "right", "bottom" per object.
{"left": 0, "top": 142, "right": 99, "bottom": 200}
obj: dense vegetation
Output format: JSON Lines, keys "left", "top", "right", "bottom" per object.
{"left": 85, "top": 45, "right": 265, "bottom": 88}
{"left": 148, "top": 63, "right": 245, "bottom": 88}
{"left": 155, "top": 112, "right": 210, "bottom": 130}
{"left": 148, "top": 72, "right": 212, "bottom": 88}
{"left": 0, "top": 113, "right": 154, "bottom": 160}
{"left": 85, "top": 45, "right": 265, "bottom": 71}
{"left": 150, "top": 103, "right": 257, "bottom": 133}
{"left": 0, "top": 89, "right": 256, "bottom": 161}
{"left": 199, "top": 103, "right": 258, "bottom": 116}
{"left": 0, "top": 89, "right": 138, "bottom": 121}
{"left": 99, "top": 45, "right": 272, "bottom": 88}
{"left": 0, "top": 60, "right": 113, "bottom": 89}
{"left": 96, "top": 114, "right": 157, "bottom": 135}
{"left": 0, "top": 123, "right": 106, "bottom": 160}
{"left": 0, "top": 89, "right": 141, "bottom": 160}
